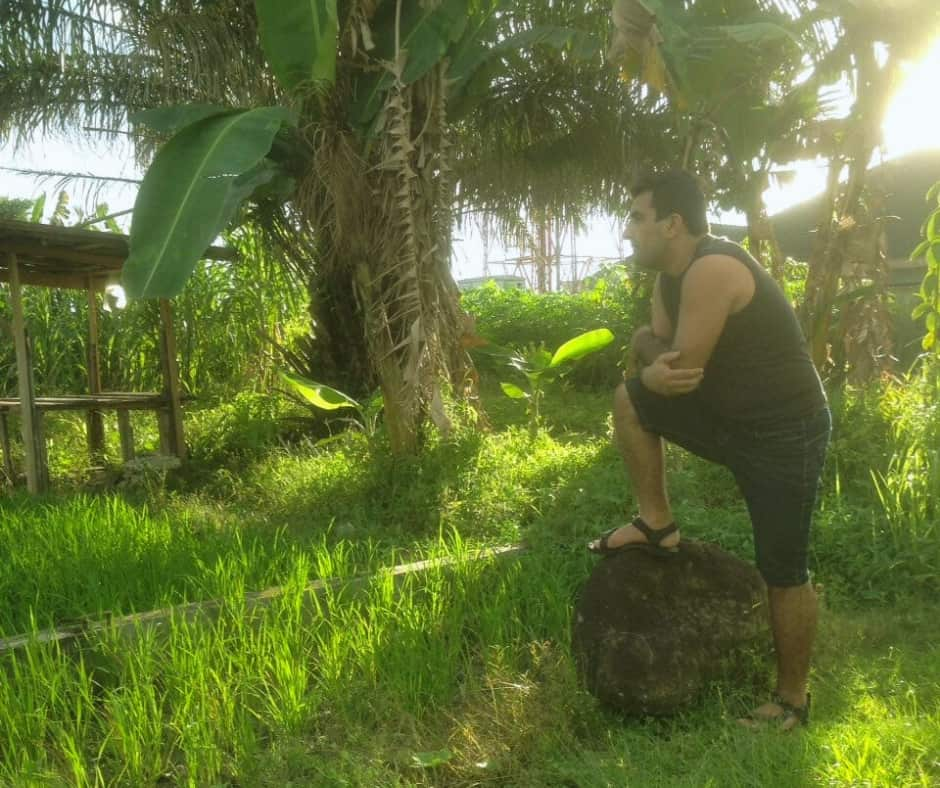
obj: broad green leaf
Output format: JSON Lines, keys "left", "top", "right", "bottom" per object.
{"left": 708, "top": 23, "right": 799, "bottom": 48}
{"left": 255, "top": 0, "right": 339, "bottom": 90}
{"left": 911, "top": 302, "right": 929, "bottom": 320}
{"left": 500, "top": 382, "right": 529, "bottom": 399}
{"left": 550, "top": 329, "right": 614, "bottom": 367}
{"left": 401, "top": 0, "right": 469, "bottom": 84}
{"left": 927, "top": 180, "right": 940, "bottom": 205}
{"left": 923, "top": 330, "right": 936, "bottom": 351}
{"left": 130, "top": 104, "right": 233, "bottom": 134}
{"left": 911, "top": 239, "right": 929, "bottom": 260}
{"left": 350, "top": 0, "right": 469, "bottom": 127}
{"left": 217, "top": 159, "right": 282, "bottom": 229}
{"left": 531, "top": 348, "right": 554, "bottom": 371}
{"left": 927, "top": 208, "right": 940, "bottom": 241}
{"left": 447, "top": 10, "right": 498, "bottom": 89}
{"left": 29, "top": 193, "right": 45, "bottom": 223}
{"left": 281, "top": 371, "right": 359, "bottom": 410}
{"left": 124, "top": 106, "right": 290, "bottom": 299}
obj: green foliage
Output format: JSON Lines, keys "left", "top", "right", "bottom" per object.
{"left": 489, "top": 329, "right": 614, "bottom": 433}
{"left": 125, "top": 107, "right": 292, "bottom": 298}
{"left": 1, "top": 359, "right": 940, "bottom": 782}
{"left": 130, "top": 103, "right": 233, "bottom": 135}
{"left": 280, "top": 371, "right": 359, "bottom": 411}
{"left": 0, "top": 209, "right": 307, "bottom": 398}
{"left": 911, "top": 180, "right": 940, "bottom": 356}
{"left": 185, "top": 391, "right": 287, "bottom": 464}
{"left": 0, "top": 197, "right": 32, "bottom": 221}
{"left": 462, "top": 273, "right": 649, "bottom": 388}
{"left": 255, "top": 0, "right": 339, "bottom": 90}
{"left": 280, "top": 371, "right": 384, "bottom": 442}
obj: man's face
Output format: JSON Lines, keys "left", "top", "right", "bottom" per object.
{"left": 623, "top": 191, "right": 671, "bottom": 269}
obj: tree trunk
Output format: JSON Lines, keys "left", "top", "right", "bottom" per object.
{"left": 744, "top": 189, "right": 785, "bottom": 283}
{"left": 801, "top": 160, "right": 843, "bottom": 371}
{"left": 306, "top": 262, "right": 375, "bottom": 399}
{"left": 300, "top": 62, "right": 476, "bottom": 455}
{"left": 801, "top": 46, "right": 898, "bottom": 379}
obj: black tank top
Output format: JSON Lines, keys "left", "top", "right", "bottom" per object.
{"left": 659, "top": 236, "right": 826, "bottom": 423}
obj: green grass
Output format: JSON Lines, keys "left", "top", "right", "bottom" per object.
{"left": 1, "top": 376, "right": 939, "bottom": 785}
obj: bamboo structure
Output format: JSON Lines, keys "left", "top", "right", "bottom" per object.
{"left": 0, "top": 219, "right": 231, "bottom": 491}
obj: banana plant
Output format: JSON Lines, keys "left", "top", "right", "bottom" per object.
{"left": 280, "top": 371, "right": 384, "bottom": 441}
{"left": 494, "top": 328, "right": 614, "bottom": 433}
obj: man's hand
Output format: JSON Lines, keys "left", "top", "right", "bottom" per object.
{"left": 631, "top": 325, "right": 672, "bottom": 369}
{"left": 640, "top": 350, "right": 703, "bottom": 396}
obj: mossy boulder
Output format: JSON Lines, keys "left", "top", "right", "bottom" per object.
{"left": 572, "top": 540, "right": 769, "bottom": 715}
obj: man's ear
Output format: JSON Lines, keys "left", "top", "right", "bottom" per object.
{"left": 664, "top": 213, "right": 684, "bottom": 238}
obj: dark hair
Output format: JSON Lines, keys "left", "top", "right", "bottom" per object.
{"left": 629, "top": 169, "right": 709, "bottom": 236}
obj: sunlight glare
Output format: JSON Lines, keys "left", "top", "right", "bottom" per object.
{"left": 763, "top": 37, "right": 940, "bottom": 215}
{"left": 881, "top": 37, "right": 940, "bottom": 159}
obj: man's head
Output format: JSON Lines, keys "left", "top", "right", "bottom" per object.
{"left": 624, "top": 170, "right": 709, "bottom": 270}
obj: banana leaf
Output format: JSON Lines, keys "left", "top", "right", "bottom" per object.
{"left": 349, "top": 0, "right": 469, "bottom": 127}
{"left": 255, "top": 0, "right": 339, "bottom": 90}
{"left": 549, "top": 329, "right": 614, "bottom": 368}
{"left": 123, "top": 106, "right": 291, "bottom": 299}
{"left": 281, "top": 371, "right": 359, "bottom": 410}
{"left": 130, "top": 104, "right": 233, "bottom": 134}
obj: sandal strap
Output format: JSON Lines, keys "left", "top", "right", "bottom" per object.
{"left": 631, "top": 516, "right": 678, "bottom": 546}
{"left": 772, "top": 692, "right": 810, "bottom": 726}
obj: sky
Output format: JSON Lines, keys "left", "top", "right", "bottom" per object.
{"left": 2, "top": 38, "right": 939, "bottom": 286}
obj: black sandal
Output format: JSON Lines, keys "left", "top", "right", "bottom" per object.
{"left": 587, "top": 515, "right": 679, "bottom": 556}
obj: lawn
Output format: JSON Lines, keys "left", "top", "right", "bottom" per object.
{"left": 1, "top": 381, "right": 938, "bottom": 786}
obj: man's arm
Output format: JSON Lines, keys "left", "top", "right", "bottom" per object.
{"left": 638, "top": 255, "right": 752, "bottom": 397}
{"left": 632, "top": 274, "right": 673, "bottom": 367}
{"left": 669, "top": 254, "right": 754, "bottom": 372}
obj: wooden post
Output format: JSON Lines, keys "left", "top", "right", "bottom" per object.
{"left": 8, "top": 253, "right": 46, "bottom": 493}
{"left": 116, "top": 409, "right": 135, "bottom": 462}
{"left": 0, "top": 412, "right": 14, "bottom": 483}
{"left": 34, "top": 409, "right": 49, "bottom": 491}
{"left": 85, "top": 280, "right": 105, "bottom": 461}
{"left": 158, "top": 299, "right": 186, "bottom": 461}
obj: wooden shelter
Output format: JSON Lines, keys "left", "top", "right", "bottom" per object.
{"left": 0, "top": 219, "right": 233, "bottom": 493}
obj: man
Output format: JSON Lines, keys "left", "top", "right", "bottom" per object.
{"left": 588, "top": 170, "right": 831, "bottom": 731}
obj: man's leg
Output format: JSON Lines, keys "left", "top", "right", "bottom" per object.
{"left": 592, "top": 382, "right": 678, "bottom": 549}
{"left": 742, "top": 582, "right": 817, "bottom": 729}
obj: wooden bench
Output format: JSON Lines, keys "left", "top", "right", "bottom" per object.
{"left": 0, "top": 393, "right": 191, "bottom": 487}
{"left": 0, "top": 219, "right": 230, "bottom": 492}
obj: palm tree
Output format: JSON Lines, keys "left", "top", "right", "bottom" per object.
{"left": 5, "top": 0, "right": 682, "bottom": 452}
{"left": 0, "top": 1, "right": 511, "bottom": 452}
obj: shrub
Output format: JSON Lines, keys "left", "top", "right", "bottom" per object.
{"left": 186, "top": 391, "right": 288, "bottom": 463}
{"left": 462, "top": 272, "right": 650, "bottom": 388}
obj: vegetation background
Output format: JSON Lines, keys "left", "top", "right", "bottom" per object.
{"left": 1, "top": 0, "right": 939, "bottom": 784}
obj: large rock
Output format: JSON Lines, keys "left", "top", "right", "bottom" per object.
{"left": 572, "top": 539, "right": 769, "bottom": 716}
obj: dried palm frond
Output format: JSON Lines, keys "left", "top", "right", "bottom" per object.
{"left": 607, "top": 0, "right": 668, "bottom": 95}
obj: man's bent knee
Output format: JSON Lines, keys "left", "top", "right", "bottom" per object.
{"left": 614, "top": 382, "right": 639, "bottom": 424}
